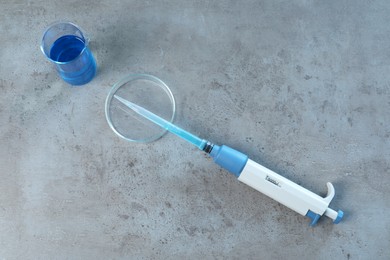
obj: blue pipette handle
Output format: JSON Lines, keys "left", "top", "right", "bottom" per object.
{"left": 209, "top": 145, "right": 248, "bottom": 177}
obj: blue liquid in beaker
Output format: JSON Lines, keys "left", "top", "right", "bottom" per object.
{"left": 49, "top": 35, "right": 96, "bottom": 85}
{"left": 50, "top": 35, "right": 85, "bottom": 62}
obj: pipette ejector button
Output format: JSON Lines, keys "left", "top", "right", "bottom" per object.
{"left": 333, "top": 210, "right": 344, "bottom": 224}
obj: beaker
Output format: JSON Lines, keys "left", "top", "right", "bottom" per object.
{"left": 41, "top": 21, "right": 96, "bottom": 85}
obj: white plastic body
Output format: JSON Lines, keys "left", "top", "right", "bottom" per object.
{"left": 238, "top": 159, "right": 335, "bottom": 217}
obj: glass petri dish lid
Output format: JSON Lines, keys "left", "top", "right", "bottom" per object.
{"left": 105, "top": 74, "right": 175, "bottom": 143}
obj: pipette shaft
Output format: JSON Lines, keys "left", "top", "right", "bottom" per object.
{"left": 114, "top": 95, "right": 208, "bottom": 150}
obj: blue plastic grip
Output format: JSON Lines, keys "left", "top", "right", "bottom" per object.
{"left": 210, "top": 145, "right": 248, "bottom": 177}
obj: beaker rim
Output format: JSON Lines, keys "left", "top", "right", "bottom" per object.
{"left": 40, "top": 21, "right": 89, "bottom": 65}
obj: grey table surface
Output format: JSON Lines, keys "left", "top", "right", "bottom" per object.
{"left": 1, "top": 0, "right": 389, "bottom": 259}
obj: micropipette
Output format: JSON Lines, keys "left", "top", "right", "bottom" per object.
{"left": 114, "top": 95, "right": 344, "bottom": 226}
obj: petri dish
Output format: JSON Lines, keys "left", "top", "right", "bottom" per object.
{"left": 105, "top": 74, "right": 175, "bottom": 143}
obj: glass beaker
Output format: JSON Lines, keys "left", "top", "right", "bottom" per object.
{"left": 41, "top": 21, "right": 97, "bottom": 85}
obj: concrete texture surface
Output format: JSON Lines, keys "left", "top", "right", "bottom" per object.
{"left": 1, "top": 0, "right": 389, "bottom": 259}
